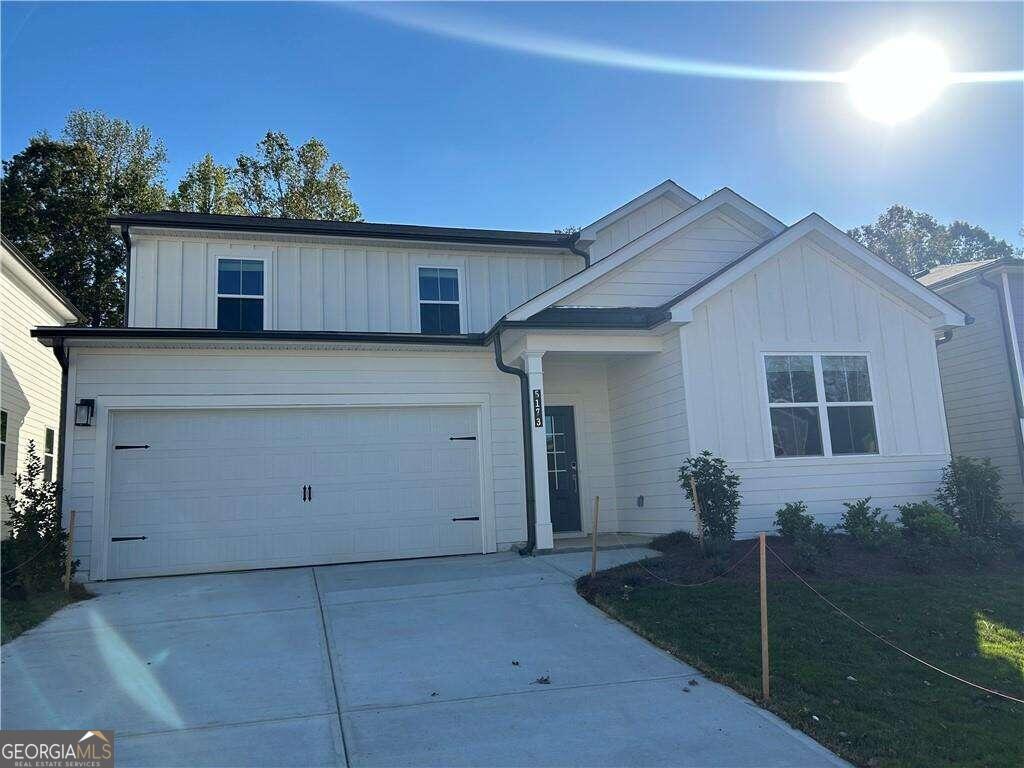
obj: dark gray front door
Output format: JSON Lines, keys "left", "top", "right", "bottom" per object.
{"left": 545, "top": 406, "right": 581, "bottom": 533}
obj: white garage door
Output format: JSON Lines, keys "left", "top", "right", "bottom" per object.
{"left": 106, "top": 406, "right": 483, "bottom": 579}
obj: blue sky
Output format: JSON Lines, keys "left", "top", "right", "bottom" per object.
{"left": 2, "top": 2, "right": 1021, "bottom": 241}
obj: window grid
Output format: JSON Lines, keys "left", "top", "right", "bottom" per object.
{"left": 43, "top": 427, "right": 55, "bottom": 483}
{"left": 545, "top": 415, "right": 566, "bottom": 490}
{"left": 217, "top": 258, "right": 265, "bottom": 332}
{"left": 418, "top": 266, "right": 461, "bottom": 335}
{"left": 764, "top": 353, "right": 879, "bottom": 458}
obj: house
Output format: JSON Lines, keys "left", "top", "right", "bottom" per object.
{"left": 1, "top": 236, "right": 85, "bottom": 521}
{"left": 919, "top": 258, "right": 1024, "bottom": 516}
{"left": 31, "top": 181, "right": 967, "bottom": 581}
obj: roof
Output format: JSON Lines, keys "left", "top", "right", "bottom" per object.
{"left": 109, "top": 211, "right": 576, "bottom": 250}
{"left": 917, "top": 258, "right": 1021, "bottom": 289}
{"left": 1, "top": 235, "right": 86, "bottom": 324}
{"left": 577, "top": 180, "right": 700, "bottom": 244}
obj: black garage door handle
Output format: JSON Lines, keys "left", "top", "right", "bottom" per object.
{"left": 111, "top": 536, "right": 147, "bottom": 542}
{"left": 452, "top": 516, "right": 480, "bottom": 522}
{"left": 114, "top": 444, "right": 150, "bottom": 450}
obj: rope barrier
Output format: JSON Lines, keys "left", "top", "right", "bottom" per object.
{"left": 1, "top": 535, "right": 60, "bottom": 578}
{"left": 766, "top": 543, "right": 1024, "bottom": 705}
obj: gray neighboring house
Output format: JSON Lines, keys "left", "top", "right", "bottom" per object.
{"left": 919, "top": 258, "right": 1024, "bottom": 517}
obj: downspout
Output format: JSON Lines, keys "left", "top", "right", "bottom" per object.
{"left": 935, "top": 329, "right": 954, "bottom": 346}
{"left": 492, "top": 329, "right": 537, "bottom": 555}
{"left": 52, "top": 340, "right": 70, "bottom": 529}
{"left": 569, "top": 235, "right": 590, "bottom": 268}
{"left": 120, "top": 224, "right": 132, "bottom": 328}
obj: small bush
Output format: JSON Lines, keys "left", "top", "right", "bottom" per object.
{"left": 678, "top": 450, "right": 742, "bottom": 547}
{"left": 775, "top": 501, "right": 833, "bottom": 571}
{"left": 775, "top": 501, "right": 814, "bottom": 539}
{"left": 896, "top": 501, "right": 960, "bottom": 547}
{"left": 938, "top": 456, "right": 1010, "bottom": 537}
{"left": 2, "top": 441, "right": 76, "bottom": 598}
{"left": 840, "top": 497, "right": 899, "bottom": 549}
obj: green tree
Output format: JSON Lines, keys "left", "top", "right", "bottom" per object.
{"left": 1, "top": 138, "right": 119, "bottom": 325}
{"left": 233, "top": 132, "right": 360, "bottom": 220}
{"left": 168, "top": 154, "right": 244, "bottom": 214}
{"left": 849, "top": 204, "right": 1021, "bottom": 275}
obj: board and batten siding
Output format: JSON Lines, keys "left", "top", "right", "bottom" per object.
{"left": 933, "top": 279, "right": 1024, "bottom": 517}
{"left": 564, "top": 212, "right": 761, "bottom": 308}
{"left": 127, "top": 235, "right": 581, "bottom": 333}
{"left": 679, "top": 237, "right": 952, "bottom": 533}
{"left": 0, "top": 266, "right": 66, "bottom": 511}
{"left": 62, "top": 347, "right": 526, "bottom": 579}
{"left": 606, "top": 333, "right": 691, "bottom": 535}
{"left": 587, "top": 194, "right": 689, "bottom": 264}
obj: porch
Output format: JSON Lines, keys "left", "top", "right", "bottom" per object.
{"left": 500, "top": 327, "right": 693, "bottom": 550}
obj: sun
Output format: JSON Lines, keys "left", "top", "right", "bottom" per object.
{"left": 847, "top": 36, "right": 951, "bottom": 124}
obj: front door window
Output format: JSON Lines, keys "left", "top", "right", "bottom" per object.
{"left": 544, "top": 406, "right": 581, "bottom": 533}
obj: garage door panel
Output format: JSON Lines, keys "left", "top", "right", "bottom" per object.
{"left": 106, "top": 407, "right": 483, "bottom": 578}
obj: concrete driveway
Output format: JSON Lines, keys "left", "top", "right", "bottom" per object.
{"left": 1, "top": 549, "right": 843, "bottom": 767}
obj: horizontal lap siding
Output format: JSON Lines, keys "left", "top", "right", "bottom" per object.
{"left": 565, "top": 213, "right": 760, "bottom": 307}
{"left": 680, "top": 238, "right": 952, "bottom": 531}
{"left": 542, "top": 359, "right": 618, "bottom": 534}
{"left": 607, "top": 334, "right": 690, "bottom": 534}
{"left": 1, "top": 268, "right": 66, "bottom": 522}
{"left": 65, "top": 348, "right": 526, "bottom": 578}
{"left": 130, "top": 235, "right": 581, "bottom": 334}
{"left": 935, "top": 280, "right": 1024, "bottom": 516}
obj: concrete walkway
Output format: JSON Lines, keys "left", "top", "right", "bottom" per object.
{"left": 1, "top": 549, "right": 844, "bottom": 767}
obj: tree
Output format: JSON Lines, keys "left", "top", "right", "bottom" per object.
{"left": 849, "top": 204, "right": 1021, "bottom": 275}
{"left": 1, "top": 138, "right": 120, "bottom": 325}
{"left": 168, "top": 154, "right": 244, "bottom": 214}
{"left": 233, "top": 132, "right": 360, "bottom": 220}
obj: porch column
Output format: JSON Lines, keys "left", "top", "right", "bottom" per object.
{"left": 524, "top": 352, "right": 554, "bottom": 550}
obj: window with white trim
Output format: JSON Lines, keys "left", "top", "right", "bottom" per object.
{"left": 418, "top": 267, "right": 461, "bottom": 335}
{"left": 44, "top": 427, "right": 55, "bottom": 483}
{"left": 217, "top": 258, "right": 264, "bottom": 331}
{"left": 1, "top": 410, "right": 7, "bottom": 475}
{"left": 765, "top": 353, "right": 878, "bottom": 457}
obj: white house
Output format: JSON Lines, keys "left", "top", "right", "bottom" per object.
{"left": 32, "top": 181, "right": 967, "bottom": 580}
{"left": 919, "top": 258, "right": 1024, "bottom": 517}
{"left": 1, "top": 235, "right": 85, "bottom": 521}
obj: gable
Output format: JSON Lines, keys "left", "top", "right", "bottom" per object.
{"left": 586, "top": 192, "right": 691, "bottom": 264}
{"left": 563, "top": 212, "right": 762, "bottom": 307}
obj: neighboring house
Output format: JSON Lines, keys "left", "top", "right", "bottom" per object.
{"left": 32, "top": 181, "right": 967, "bottom": 581}
{"left": 1, "top": 236, "right": 85, "bottom": 522}
{"left": 919, "top": 258, "right": 1024, "bottom": 517}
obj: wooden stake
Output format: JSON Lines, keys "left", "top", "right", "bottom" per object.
{"left": 759, "top": 531, "right": 770, "bottom": 702}
{"left": 689, "top": 476, "right": 705, "bottom": 550}
{"left": 589, "top": 496, "right": 601, "bottom": 579}
{"left": 63, "top": 510, "right": 76, "bottom": 593}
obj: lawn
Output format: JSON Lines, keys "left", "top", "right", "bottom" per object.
{"left": 2, "top": 587, "right": 89, "bottom": 643}
{"left": 581, "top": 538, "right": 1024, "bottom": 768}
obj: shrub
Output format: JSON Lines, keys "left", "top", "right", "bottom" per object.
{"left": 896, "top": 501, "right": 960, "bottom": 547}
{"left": 937, "top": 456, "right": 1010, "bottom": 537}
{"left": 2, "top": 441, "right": 76, "bottom": 598}
{"left": 775, "top": 501, "right": 814, "bottom": 539}
{"left": 648, "top": 530, "right": 698, "bottom": 553}
{"left": 840, "top": 497, "right": 899, "bottom": 548}
{"left": 775, "top": 501, "right": 833, "bottom": 571}
{"left": 678, "top": 451, "right": 741, "bottom": 547}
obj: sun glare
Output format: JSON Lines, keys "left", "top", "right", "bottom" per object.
{"left": 847, "top": 36, "right": 951, "bottom": 124}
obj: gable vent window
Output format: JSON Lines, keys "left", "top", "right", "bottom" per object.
{"left": 217, "top": 258, "right": 264, "bottom": 331}
{"left": 43, "top": 427, "right": 55, "bottom": 483}
{"left": 765, "top": 353, "right": 878, "bottom": 458}
{"left": 418, "top": 267, "right": 461, "bottom": 335}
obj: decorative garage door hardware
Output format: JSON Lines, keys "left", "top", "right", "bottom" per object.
{"left": 452, "top": 516, "right": 480, "bottom": 522}
{"left": 111, "top": 536, "right": 147, "bottom": 542}
{"left": 114, "top": 444, "right": 150, "bottom": 450}
{"left": 449, "top": 435, "right": 477, "bottom": 441}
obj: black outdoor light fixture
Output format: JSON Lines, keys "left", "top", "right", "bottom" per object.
{"left": 74, "top": 399, "right": 95, "bottom": 427}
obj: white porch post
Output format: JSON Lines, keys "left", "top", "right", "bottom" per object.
{"left": 524, "top": 352, "right": 554, "bottom": 550}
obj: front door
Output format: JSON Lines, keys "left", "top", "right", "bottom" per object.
{"left": 545, "top": 406, "right": 581, "bottom": 533}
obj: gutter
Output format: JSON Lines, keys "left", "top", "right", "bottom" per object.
{"left": 491, "top": 332, "right": 536, "bottom": 555}
{"left": 569, "top": 235, "right": 590, "bottom": 268}
{"left": 52, "top": 340, "right": 70, "bottom": 533}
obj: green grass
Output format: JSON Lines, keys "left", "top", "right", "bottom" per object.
{"left": 2, "top": 590, "right": 83, "bottom": 643}
{"left": 589, "top": 574, "right": 1023, "bottom": 768}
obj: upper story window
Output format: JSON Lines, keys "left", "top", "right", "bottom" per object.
{"left": 765, "top": 353, "right": 878, "bottom": 458}
{"left": 44, "top": 427, "right": 55, "bottom": 483}
{"left": 418, "top": 267, "right": 461, "bottom": 335}
{"left": 217, "top": 258, "right": 264, "bottom": 331}
{"left": 1, "top": 410, "right": 7, "bottom": 475}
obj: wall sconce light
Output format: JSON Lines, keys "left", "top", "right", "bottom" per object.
{"left": 74, "top": 399, "right": 95, "bottom": 427}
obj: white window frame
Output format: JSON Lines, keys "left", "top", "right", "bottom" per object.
{"left": 215, "top": 256, "right": 268, "bottom": 331}
{"left": 759, "top": 350, "right": 880, "bottom": 459}
{"left": 43, "top": 426, "right": 55, "bottom": 483}
{"left": 415, "top": 264, "right": 465, "bottom": 334}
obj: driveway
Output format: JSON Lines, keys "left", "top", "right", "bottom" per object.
{"left": 1, "top": 549, "right": 843, "bottom": 767}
